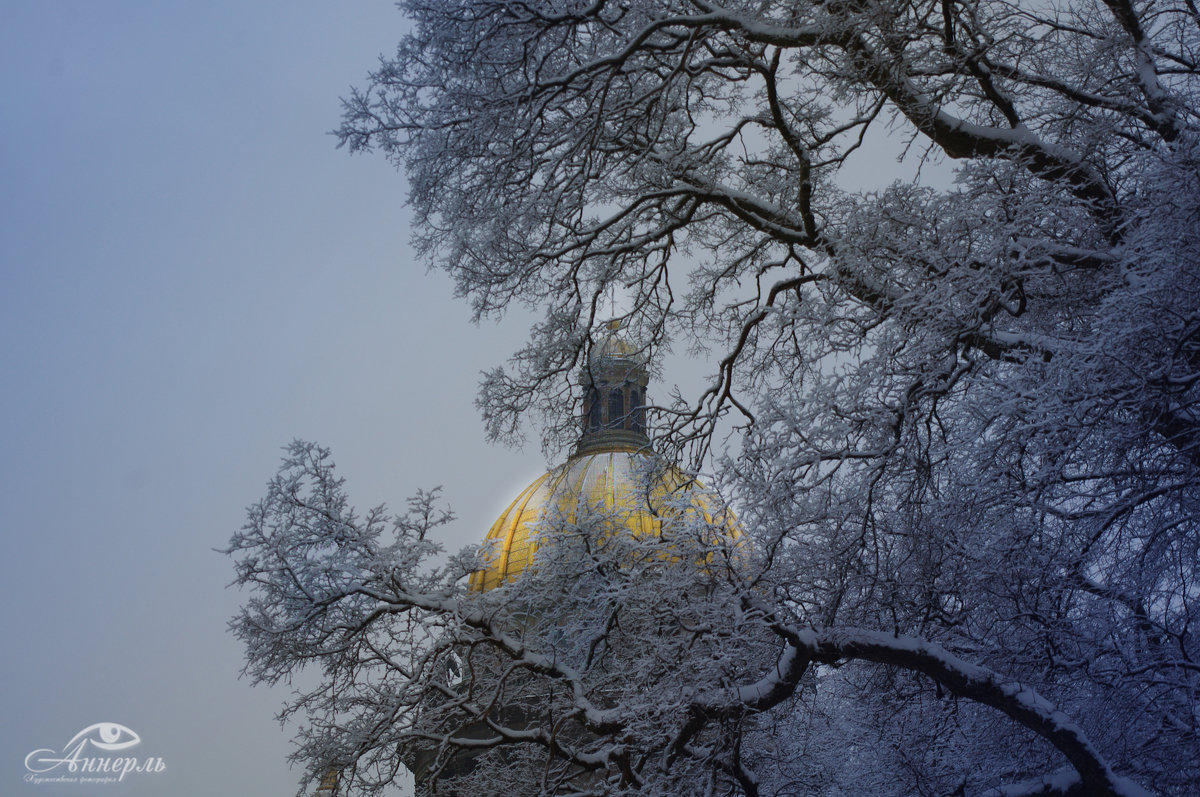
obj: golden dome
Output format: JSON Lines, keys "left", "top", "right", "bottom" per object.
{"left": 469, "top": 444, "right": 738, "bottom": 591}
{"left": 470, "top": 322, "right": 739, "bottom": 592}
{"left": 592, "top": 319, "right": 641, "bottom": 360}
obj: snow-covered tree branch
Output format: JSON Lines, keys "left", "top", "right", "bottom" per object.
{"left": 230, "top": 442, "right": 1159, "bottom": 795}
{"left": 230, "top": 1, "right": 1199, "bottom": 794}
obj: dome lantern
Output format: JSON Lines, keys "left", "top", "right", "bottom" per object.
{"left": 576, "top": 319, "right": 650, "bottom": 457}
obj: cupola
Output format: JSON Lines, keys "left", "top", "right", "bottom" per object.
{"left": 575, "top": 320, "right": 650, "bottom": 456}
{"left": 468, "top": 322, "right": 740, "bottom": 592}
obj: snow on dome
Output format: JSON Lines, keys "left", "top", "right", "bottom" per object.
{"left": 591, "top": 319, "right": 642, "bottom": 362}
{"left": 468, "top": 446, "right": 740, "bottom": 591}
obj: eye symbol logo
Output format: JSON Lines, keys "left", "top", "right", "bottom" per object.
{"left": 66, "top": 722, "right": 141, "bottom": 752}
{"left": 25, "top": 722, "right": 165, "bottom": 780}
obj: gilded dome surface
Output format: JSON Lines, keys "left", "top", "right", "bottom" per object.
{"left": 470, "top": 322, "right": 739, "bottom": 592}
{"left": 469, "top": 445, "right": 737, "bottom": 591}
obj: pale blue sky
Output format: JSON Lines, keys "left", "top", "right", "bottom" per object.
{"left": 0, "top": 3, "right": 545, "bottom": 795}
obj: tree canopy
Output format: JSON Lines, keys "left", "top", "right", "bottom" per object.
{"left": 230, "top": 2, "right": 1200, "bottom": 795}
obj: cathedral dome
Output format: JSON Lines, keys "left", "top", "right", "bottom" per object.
{"left": 469, "top": 446, "right": 738, "bottom": 591}
{"left": 469, "top": 324, "right": 740, "bottom": 592}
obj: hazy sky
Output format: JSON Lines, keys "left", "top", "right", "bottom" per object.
{"left": 0, "top": 3, "right": 547, "bottom": 795}
{"left": 0, "top": 3, "right": 949, "bottom": 795}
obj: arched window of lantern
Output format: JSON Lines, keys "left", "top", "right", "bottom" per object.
{"left": 608, "top": 388, "right": 624, "bottom": 429}
{"left": 587, "top": 386, "right": 601, "bottom": 431}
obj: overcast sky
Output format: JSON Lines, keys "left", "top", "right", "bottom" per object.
{"left": 0, "top": 3, "right": 950, "bottom": 795}
{"left": 0, "top": 3, "right": 548, "bottom": 795}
